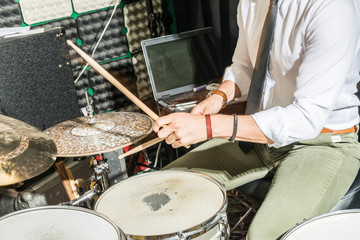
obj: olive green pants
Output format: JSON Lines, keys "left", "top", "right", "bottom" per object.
{"left": 163, "top": 131, "right": 360, "bottom": 240}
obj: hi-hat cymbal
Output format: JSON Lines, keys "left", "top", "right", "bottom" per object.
{"left": 44, "top": 112, "right": 153, "bottom": 157}
{"left": 0, "top": 115, "right": 57, "bottom": 186}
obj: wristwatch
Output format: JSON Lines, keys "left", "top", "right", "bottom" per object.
{"left": 207, "top": 89, "right": 227, "bottom": 108}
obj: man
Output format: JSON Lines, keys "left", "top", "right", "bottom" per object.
{"left": 153, "top": 0, "right": 360, "bottom": 239}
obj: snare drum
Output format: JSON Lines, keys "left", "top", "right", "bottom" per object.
{"left": 282, "top": 210, "right": 360, "bottom": 240}
{"left": 0, "top": 206, "right": 125, "bottom": 240}
{"left": 95, "top": 170, "right": 229, "bottom": 239}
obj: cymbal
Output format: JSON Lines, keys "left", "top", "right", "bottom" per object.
{"left": 44, "top": 112, "right": 153, "bottom": 157}
{"left": 0, "top": 115, "right": 57, "bottom": 186}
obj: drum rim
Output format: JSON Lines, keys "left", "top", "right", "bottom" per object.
{"left": 94, "top": 170, "right": 228, "bottom": 239}
{"left": 0, "top": 205, "right": 124, "bottom": 239}
{"left": 281, "top": 209, "right": 360, "bottom": 239}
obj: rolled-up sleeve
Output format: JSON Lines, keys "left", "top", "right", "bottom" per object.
{"left": 253, "top": 0, "right": 360, "bottom": 147}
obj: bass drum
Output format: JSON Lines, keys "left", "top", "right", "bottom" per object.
{"left": 0, "top": 206, "right": 125, "bottom": 240}
{"left": 95, "top": 170, "right": 229, "bottom": 239}
{"left": 282, "top": 210, "right": 360, "bottom": 240}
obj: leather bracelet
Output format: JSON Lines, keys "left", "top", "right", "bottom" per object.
{"left": 207, "top": 89, "right": 227, "bottom": 108}
{"left": 229, "top": 114, "right": 238, "bottom": 142}
{"left": 205, "top": 114, "right": 212, "bottom": 140}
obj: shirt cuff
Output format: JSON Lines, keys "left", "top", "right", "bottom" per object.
{"left": 252, "top": 107, "right": 289, "bottom": 148}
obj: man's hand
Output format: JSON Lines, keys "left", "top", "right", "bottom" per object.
{"left": 153, "top": 113, "right": 207, "bottom": 148}
{"left": 191, "top": 94, "right": 223, "bottom": 115}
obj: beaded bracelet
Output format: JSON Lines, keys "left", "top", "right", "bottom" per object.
{"left": 229, "top": 114, "right": 238, "bottom": 142}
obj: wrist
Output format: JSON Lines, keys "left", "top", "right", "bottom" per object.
{"left": 207, "top": 89, "right": 228, "bottom": 108}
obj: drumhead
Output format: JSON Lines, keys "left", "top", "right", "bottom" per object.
{"left": 282, "top": 210, "right": 360, "bottom": 240}
{"left": 0, "top": 206, "right": 124, "bottom": 240}
{"left": 95, "top": 170, "right": 227, "bottom": 237}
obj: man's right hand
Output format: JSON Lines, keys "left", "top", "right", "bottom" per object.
{"left": 191, "top": 94, "right": 223, "bottom": 115}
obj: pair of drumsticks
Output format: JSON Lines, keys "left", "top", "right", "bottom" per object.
{"left": 67, "top": 40, "right": 174, "bottom": 160}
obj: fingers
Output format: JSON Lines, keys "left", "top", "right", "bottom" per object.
{"left": 165, "top": 131, "right": 189, "bottom": 149}
{"left": 152, "top": 113, "right": 183, "bottom": 139}
{"left": 152, "top": 114, "right": 174, "bottom": 133}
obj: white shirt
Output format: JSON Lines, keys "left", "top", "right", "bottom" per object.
{"left": 224, "top": 0, "right": 360, "bottom": 147}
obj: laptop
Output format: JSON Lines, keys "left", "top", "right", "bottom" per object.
{"left": 141, "top": 27, "right": 223, "bottom": 110}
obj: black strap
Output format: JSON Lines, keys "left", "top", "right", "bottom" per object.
{"left": 145, "top": 0, "right": 163, "bottom": 38}
{"left": 245, "top": 0, "right": 279, "bottom": 115}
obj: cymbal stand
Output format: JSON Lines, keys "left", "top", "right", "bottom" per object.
{"left": 85, "top": 92, "right": 96, "bottom": 125}
{"left": 91, "top": 154, "right": 110, "bottom": 191}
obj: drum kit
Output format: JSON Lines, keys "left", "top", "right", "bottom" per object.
{"left": 0, "top": 109, "right": 231, "bottom": 239}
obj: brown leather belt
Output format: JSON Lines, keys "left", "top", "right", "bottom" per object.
{"left": 320, "top": 126, "right": 356, "bottom": 135}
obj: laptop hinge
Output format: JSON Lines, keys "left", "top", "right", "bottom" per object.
{"left": 161, "top": 94, "right": 171, "bottom": 100}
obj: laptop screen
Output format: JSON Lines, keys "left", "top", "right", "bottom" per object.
{"left": 142, "top": 28, "right": 222, "bottom": 100}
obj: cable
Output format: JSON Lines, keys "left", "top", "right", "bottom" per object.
{"left": 153, "top": 142, "right": 162, "bottom": 168}
{"left": 74, "top": 0, "right": 121, "bottom": 83}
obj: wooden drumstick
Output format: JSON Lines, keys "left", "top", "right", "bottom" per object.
{"left": 67, "top": 40, "right": 159, "bottom": 121}
{"left": 118, "top": 137, "right": 164, "bottom": 159}
{"left": 55, "top": 161, "right": 79, "bottom": 200}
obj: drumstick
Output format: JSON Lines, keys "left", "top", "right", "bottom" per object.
{"left": 66, "top": 40, "right": 159, "bottom": 121}
{"left": 65, "top": 167, "right": 80, "bottom": 199}
{"left": 55, "top": 161, "right": 78, "bottom": 200}
{"left": 118, "top": 137, "right": 164, "bottom": 159}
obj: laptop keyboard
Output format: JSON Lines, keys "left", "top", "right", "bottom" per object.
{"left": 161, "top": 90, "right": 209, "bottom": 106}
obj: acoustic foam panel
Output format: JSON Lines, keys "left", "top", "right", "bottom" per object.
{"left": 72, "top": 0, "right": 118, "bottom": 14}
{"left": 123, "top": 0, "right": 163, "bottom": 54}
{"left": 76, "top": 7, "right": 128, "bottom": 63}
{"left": 0, "top": 28, "right": 81, "bottom": 130}
{"left": 19, "top": 0, "right": 73, "bottom": 25}
{"left": 132, "top": 52, "right": 153, "bottom": 101}
{"left": 0, "top": 0, "right": 22, "bottom": 28}
{"left": 88, "top": 58, "right": 136, "bottom": 113}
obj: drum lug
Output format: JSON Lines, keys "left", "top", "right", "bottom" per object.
{"left": 219, "top": 212, "right": 230, "bottom": 240}
{"left": 176, "top": 232, "right": 190, "bottom": 240}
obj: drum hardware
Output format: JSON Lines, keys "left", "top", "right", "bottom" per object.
{"left": 68, "top": 183, "right": 101, "bottom": 207}
{"left": 227, "top": 190, "right": 258, "bottom": 235}
{"left": 172, "top": 210, "right": 230, "bottom": 240}
{"left": 91, "top": 154, "right": 111, "bottom": 191}
{"left": 0, "top": 114, "right": 57, "bottom": 186}
{"left": 83, "top": 91, "right": 96, "bottom": 125}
